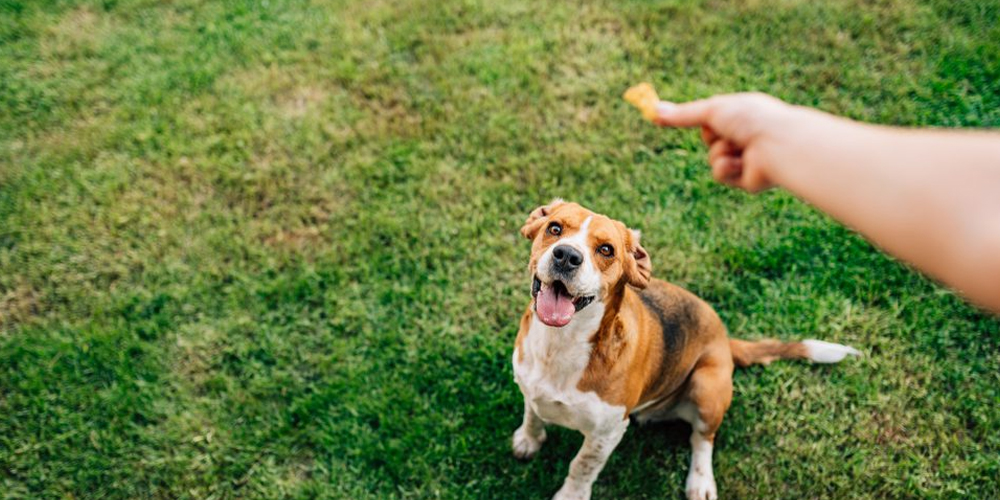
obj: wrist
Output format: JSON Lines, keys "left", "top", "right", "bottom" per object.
{"left": 757, "top": 105, "right": 858, "bottom": 189}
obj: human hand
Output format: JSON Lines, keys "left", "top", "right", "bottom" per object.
{"left": 654, "top": 93, "right": 802, "bottom": 193}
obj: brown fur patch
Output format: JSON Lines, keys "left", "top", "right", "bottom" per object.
{"left": 514, "top": 309, "right": 532, "bottom": 363}
{"left": 576, "top": 279, "right": 731, "bottom": 415}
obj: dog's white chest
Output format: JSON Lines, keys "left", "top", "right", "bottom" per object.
{"left": 512, "top": 312, "right": 624, "bottom": 434}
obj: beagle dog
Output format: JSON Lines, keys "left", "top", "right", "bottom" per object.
{"left": 511, "top": 200, "right": 859, "bottom": 500}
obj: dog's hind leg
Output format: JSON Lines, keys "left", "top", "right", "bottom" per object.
{"left": 679, "top": 355, "right": 734, "bottom": 500}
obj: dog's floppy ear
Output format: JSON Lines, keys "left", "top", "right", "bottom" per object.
{"left": 520, "top": 199, "right": 564, "bottom": 240}
{"left": 624, "top": 229, "right": 652, "bottom": 289}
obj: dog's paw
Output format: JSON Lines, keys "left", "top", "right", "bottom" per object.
{"left": 512, "top": 427, "right": 546, "bottom": 461}
{"left": 552, "top": 482, "right": 591, "bottom": 500}
{"left": 685, "top": 470, "right": 717, "bottom": 500}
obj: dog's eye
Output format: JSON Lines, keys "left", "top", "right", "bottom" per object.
{"left": 547, "top": 223, "right": 562, "bottom": 236}
{"left": 598, "top": 244, "right": 614, "bottom": 257}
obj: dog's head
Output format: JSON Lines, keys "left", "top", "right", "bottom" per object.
{"left": 520, "top": 199, "right": 651, "bottom": 328}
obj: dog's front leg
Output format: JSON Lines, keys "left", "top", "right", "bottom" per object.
{"left": 553, "top": 419, "right": 628, "bottom": 500}
{"left": 512, "top": 397, "right": 547, "bottom": 460}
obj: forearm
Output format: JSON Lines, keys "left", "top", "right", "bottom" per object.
{"left": 764, "top": 109, "right": 1000, "bottom": 311}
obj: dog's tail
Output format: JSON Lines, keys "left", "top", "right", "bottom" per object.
{"left": 729, "top": 338, "right": 860, "bottom": 368}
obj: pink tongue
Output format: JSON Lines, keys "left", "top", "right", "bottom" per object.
{"left": 536, "top": 283, "right": 576, "bottom": 327}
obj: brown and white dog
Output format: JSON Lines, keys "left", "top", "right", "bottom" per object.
{"left": 511, "top": 200, "right": 859, "bottom": 500}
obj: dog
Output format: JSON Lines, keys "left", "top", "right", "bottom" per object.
{"left": 511, "top": 200, "right": 859, "bottom": 500}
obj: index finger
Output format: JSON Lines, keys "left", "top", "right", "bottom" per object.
{"left": 653, "top": 98, "right": 717, "bottom": 128}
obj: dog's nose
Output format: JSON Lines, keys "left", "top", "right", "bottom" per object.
{"left": 552, "top": 245, "right": 583, "bottom": 272}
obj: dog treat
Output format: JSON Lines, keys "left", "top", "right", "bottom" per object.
{"left": 623, "top": 82, "right": 660, "bottom": 122}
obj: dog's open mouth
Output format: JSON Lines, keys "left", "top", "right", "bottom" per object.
{"left": 532, "top": 276, "right": 594, "bottom": 327}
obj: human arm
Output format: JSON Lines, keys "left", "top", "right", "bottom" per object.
{"left": 654, "top": 93, "right": 1000, "bottom": 313}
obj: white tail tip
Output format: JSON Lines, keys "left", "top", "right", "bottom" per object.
{"left": 802, "top": 339, "right": 861, "bottom": 363}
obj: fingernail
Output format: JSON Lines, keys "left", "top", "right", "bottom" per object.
{"left": 656, "top": 101, "right": 676, "bottom": 116}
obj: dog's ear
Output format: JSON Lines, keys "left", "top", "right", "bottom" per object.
{"left": 520, "top": 199, "right": 564, "bottom": 240}
{"left": 624, "top": 229, "right": 651, "bottom": 289}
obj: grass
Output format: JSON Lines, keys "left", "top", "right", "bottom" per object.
{"left": 1, "top": 0, "right": 999, "bottom": 498}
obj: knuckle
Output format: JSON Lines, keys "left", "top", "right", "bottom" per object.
{"left": 711, "top": 164, "right": 728, "bottom": 182}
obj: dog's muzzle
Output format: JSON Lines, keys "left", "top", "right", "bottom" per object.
{"left": 532, "top": 275, "right": 595, "bottom": 328}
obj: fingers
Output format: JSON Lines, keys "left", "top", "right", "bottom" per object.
{"left": 708, "top": 139, "right": 738, "bottom": 165}
{"left": 707, "top": 140, "right": 743, "bottom": 186}
{"left": 712, "top": 157, "right": 744, "bottom": 187}
{"left": 700, "top": 125, "right": 718, "bottom": 146}
{"left": 710, "top": 147, "right": 773, "bottom": 193}
{"left": 653, "top": 98, "right": 717, "bottom": 128}
{"left": 648, "top": 93, "right": 778, "bottom": 193}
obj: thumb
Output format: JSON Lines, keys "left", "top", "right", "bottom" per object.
{"left": 654, "top": 98, "right": 717, "bottom": 128}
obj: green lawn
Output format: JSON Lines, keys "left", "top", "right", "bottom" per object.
{"left": 2, "top": 0, "right": 999, "bottom": 498}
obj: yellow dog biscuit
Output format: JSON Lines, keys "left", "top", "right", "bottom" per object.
{"left": 623, "top": 82, "right": 660, "bottom": 122}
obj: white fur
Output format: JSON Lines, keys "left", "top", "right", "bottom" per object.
{"left": 659, "top": 404, "right": 716, "bottom": 500}
{"left": 512, "top": 414, "right": 545, "bottom": 460}
{"left": 685, "top": 430, "right": 717, "bottom": 500}
{"left": 802, "top": 339, "right": 861, "bottom": 363}
{"left": 553, "top": 421, "right": 627, "bottom": 500}
{"left": 513, "top": 305, "right": 621, "bottom": 434}
{"left": 513, "top": 302, "right": 630, "bottom": 500}
{"left": 535, "top": 216, "right": 602, "bottom": 298}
